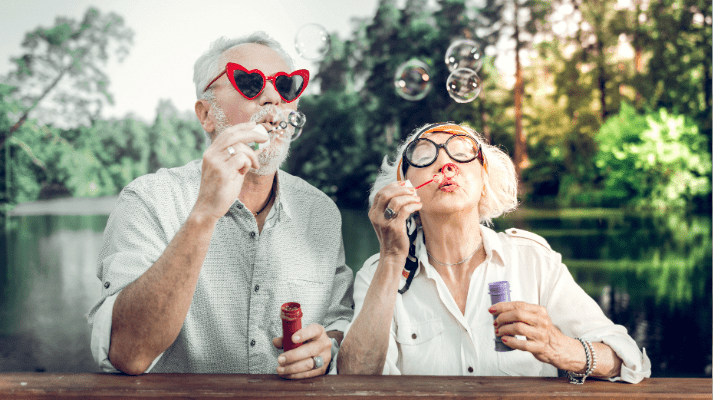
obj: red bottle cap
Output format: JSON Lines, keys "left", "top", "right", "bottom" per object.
{"left": 280, "top": 302, "right": 303, "bottom": 321}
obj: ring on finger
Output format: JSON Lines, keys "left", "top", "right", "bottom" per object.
{"left": 384, "top": 207, "right": 397, "bottom": 220}
{"left": 227, "top": 146, "right": 236, "bottom": 156}
{"left": 312, "top": 355, "right": 324, "bottom": 369}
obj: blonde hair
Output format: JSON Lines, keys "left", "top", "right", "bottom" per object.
{"left": 368, "top": 122, "right": 518, "bottom": 226}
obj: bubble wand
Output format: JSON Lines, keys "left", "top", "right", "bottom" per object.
{"left": 249, "top": 110, "right": 307, "bottom": 151}
{"left": 414, "top": 163, "right": 459, "bottom": 189}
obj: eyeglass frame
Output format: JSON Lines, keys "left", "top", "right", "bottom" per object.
{"left": 203, "top": 62, "right": 310, "bottom": 103}
{"left": 398, "top": 123, "right": 487, "bottom": 180}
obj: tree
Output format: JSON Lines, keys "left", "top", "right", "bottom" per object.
{"left": 477, "top": 0, "right": 555, "bottom": 176}
{"left": 1, "top": 7, "right": 133, "bottom": 147}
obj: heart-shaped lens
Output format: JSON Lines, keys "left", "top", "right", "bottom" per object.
{"left": 233, "top": 70, "right": 264, "bottom": 99}
{"left": 275, "top": 75, "right": 305, "bottom": 101}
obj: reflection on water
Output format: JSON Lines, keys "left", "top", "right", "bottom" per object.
{"left": 1, "top": 208, "right": 710, "bottom": 377}
{"left": 1, "top": 216, "right": 107, "bottom": 372}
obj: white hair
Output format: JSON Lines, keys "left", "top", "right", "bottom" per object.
{"left": 193, "top": 31, "right": 295, "bottom": 100}
{"left": 368, "top": 122, "right": 519, "bottom": 226}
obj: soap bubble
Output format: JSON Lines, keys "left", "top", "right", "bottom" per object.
{"left": 445, "top": 39, "right": 483, "bottom": 73}
{"left": 267, "top": 110, "right": 306, "bottom": 140}
{"left": 446, "top": 68, "right": 482, "bottom": 103}
{"left": 394, "top": 59, "right": 432, "bottom": 101}
{"left": 288, "top": 110, "right": 306, "bottom": 140}
{"left": 295, "top": 24, "right": 330, "bottom": 60}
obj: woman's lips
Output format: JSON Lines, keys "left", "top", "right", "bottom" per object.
{"left": 438, "top": 179, "right": 458, "bottom": 192}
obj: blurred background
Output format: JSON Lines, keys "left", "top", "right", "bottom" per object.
{"left": 0, "top": 0, "right": 710, "bottom": 377}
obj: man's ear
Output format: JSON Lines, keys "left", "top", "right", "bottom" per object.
{"left": 195, "top": 99, "right": 215, "bottom": 134}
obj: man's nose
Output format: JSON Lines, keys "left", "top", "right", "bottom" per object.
{"left": 258, "top": 80, "right": 282, "bottom": 106}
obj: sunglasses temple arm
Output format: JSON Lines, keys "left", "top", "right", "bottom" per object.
{"left": 203, "top": 69, "right": 226, "bottom": 93}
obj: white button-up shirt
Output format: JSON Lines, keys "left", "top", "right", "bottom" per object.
{"left": 88, "top": 160, "right": 354, "bottom": 373}
{"left": 344, "top": 225, "right": 651, "bottom": 383}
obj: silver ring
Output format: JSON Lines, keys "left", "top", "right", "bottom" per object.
{"left": 383, "top": 207, "right": 397, "bottom": 220}
{"left": 312, "top": 355, "right": 324, "bottom": 369}
{"left": 227, "top": 146, "right": 236, "bottom": 156}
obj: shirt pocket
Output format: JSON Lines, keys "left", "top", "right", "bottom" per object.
{"left": 286, "top": 277, "right": 330, "bottom": 325}
{"left": 496, "top": 346, "right": 544, "bottom": 377}
{"left": 395, "top": 319, "right": 445, "bottom": 374}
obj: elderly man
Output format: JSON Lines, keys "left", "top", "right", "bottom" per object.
{"left": 87, "top": 31, "right": 354, "bottom": 378}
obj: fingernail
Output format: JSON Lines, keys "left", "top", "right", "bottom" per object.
{"left": 502, "top": 337, "right": 508, "bottom": 342}
{"left": 488, "top": 307, "right": 496, "bottom": 313}
{"left": 278, "top": 356, "right": 285, "bottom": 364}
{"left": 293, "top": 336, "right": 300, "bottom": 342}
{"left": 495, "top": 328, "right": 499, "bottom": 334}
{"left": 277, "top": 367, "right": 284, "bottom": 373}
{"left": 493, "top": 321, "right": 497, "bottom": 327}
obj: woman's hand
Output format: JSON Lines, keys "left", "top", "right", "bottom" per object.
{"left": 368, "top": 181, "right": 421, "bottom": 263}
{"left": 489, "top": 301, "right": 580, "bottom": 370}
{"left": 490, "top": 301, "right": 624, "bottom": 378}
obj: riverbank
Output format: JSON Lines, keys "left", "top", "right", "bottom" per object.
{"left": 7, "top": 196, "right": 120, "bottom": 216}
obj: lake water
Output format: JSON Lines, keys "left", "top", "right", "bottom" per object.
{"left": 1, "top": 205, "right": 710, "bottom": 377}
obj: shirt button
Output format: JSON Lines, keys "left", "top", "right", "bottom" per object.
{"left": 250, "top": 339, "right": 256, "bottom": 347}
{"left": 411, "top": 333, "right": 417, "bottom": 339}
{"left": 250, "top": 231, "right": 256, "bottom": 238}
{"left": 254, "top": 284, "right": 259, "bottom": 292}
{"left": 104, "top": 281, "right": 110, "bottom": 289}
{"left": 468, "top": 366, "right": 474, "bottom": 373}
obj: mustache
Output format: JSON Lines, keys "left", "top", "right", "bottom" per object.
{"left": 250, "top": 105, "right": 286, "bottom": 125}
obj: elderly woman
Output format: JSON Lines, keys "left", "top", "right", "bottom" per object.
{"left": 337, "top": 122, "right": 651, "bottom": 383}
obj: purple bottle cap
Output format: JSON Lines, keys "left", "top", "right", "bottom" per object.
{"left": 488, "top": 281, "right": 510, "bottom": 296}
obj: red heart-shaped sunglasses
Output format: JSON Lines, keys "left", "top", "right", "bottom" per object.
{"left": 203, "top": 63, "right": 310, "bottom": 103}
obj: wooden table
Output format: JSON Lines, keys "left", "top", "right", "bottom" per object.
{"left": 0, "top": 374, "right": 710, "bottom": 399}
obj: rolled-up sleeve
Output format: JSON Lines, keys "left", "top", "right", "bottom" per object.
{"left": 89, "top": 292, "right": 164, "bottom": 373}
{"left": 86, "top": 185, "right": 170, "bottom": 373}
{"left": 542, "top": 251, "right": 651, "bottom": 383}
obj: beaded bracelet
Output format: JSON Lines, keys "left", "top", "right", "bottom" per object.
{"left": 567, "top": 338, "right": 597, "bottom": 384}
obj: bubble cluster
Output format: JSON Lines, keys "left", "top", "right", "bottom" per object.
{"left": 446, "top": 68, "right": 482, "bottom": 103}
{"left": 295, "top": 24, "right": 331, "bottom": 60}
{"left": 445, "top": 39, "right": 483, "bottom": 73}
{"left": 394, "top": 59, "right": 432, "bottom": 101}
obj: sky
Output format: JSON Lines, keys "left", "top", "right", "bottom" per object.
{"left": 0, "top": 0, "right": 383, "bottom": 123}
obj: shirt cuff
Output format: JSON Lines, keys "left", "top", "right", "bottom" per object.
{"left": 90, "top": 292, "right": 164, "bottom": 373}
{"left": 583, "top": 330, "right": 652, "bottom": 384}
{"left": 327, "top": 337, "right": 339, "bottom": 375}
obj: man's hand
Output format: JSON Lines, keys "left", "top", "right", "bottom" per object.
{"left": 192, "top": 121, "right": 269, "bottom": 221}
{"left": 272, "top": 323, "right": 333, "bottom": 379}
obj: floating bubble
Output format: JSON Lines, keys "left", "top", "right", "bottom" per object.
{"left": 394, "top": 59, "right": 432, "bottom": 101}
{"left": 288, "top": 110, "right": 306, "bottom": 140}
{"left": 267, "top": 110, "right": 306, "bottom": 138}
{"left": 445, "top": 39, "right": 483, "bottom": 73}
{"left": 446, "top": 68, "right": 482, "bottom": 103}
{"left": 295, "top": 24, "right": 331, "bottom": 60}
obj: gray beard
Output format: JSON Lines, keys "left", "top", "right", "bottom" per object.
{"left": 211, "top": 102, "right": 291, "bottom": 176}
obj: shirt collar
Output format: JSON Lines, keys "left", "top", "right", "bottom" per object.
{"left": 405, "top": 224, "right": 506, "bottom": 282}
{"left": 274, "top": 169, "right": 292, "bottom": 222}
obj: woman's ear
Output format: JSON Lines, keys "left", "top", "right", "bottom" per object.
{"left": 195, "top": 99, "right": 215, "bottom": 134}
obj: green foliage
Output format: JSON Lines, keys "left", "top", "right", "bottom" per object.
{"left": 2, "top": 7, "right": 133, "bottom": 133}
{"left": 591, "top": 103, "right": 710, "bottom": 210}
